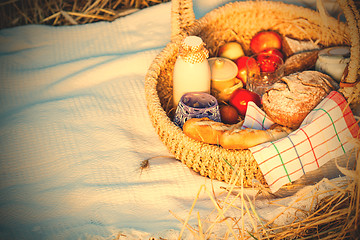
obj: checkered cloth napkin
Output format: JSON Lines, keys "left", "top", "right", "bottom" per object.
{"left": 243, "top": 91, "right": 360, "bottom": 192}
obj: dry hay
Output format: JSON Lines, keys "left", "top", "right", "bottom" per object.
{"left": 0, "top": 0, "right": 359, "bottom": 30}
{"left": 0, "top": 0, "right": 170, "bottom": 29}
{"left": 172, "top": 139, "right": 360, "bottom": 240}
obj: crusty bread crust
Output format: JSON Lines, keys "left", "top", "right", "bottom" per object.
{"left": 183, "top": 117, "right": 291, "bottom": 149}
{"left": 284, "top": 50, "right": 320, "bottom": 76}
{"left": 282, "top": 36, "right": 320, "bottom": 57}
{"left": 262, "top": 71, "right": 339, "bottom": 129}
{"left": 183, "top": 118, "right": 232, "bottom": 145}
{"left": 220, "top": 124, "right": 291, "bottom": 149}
{"left": 220, "top": 128, "right": 273, "bottom": 149}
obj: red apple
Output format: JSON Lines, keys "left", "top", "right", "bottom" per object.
{"left": 220, "top": 105, "right": 240, "bottom": 124}
{"left": 250, "top": 31, "right": 282, "bottom": 54}
{"left": 229, "top": 88, "right": 261, "bottom": 116}
{"left": 218, "top": 42, "right": 245, "bottom": 61}
{"left": 236, "top": 56, "right": 260, "bottom": 85}
{"left": 256, "top": 52, "right": 283, "bottom": 73}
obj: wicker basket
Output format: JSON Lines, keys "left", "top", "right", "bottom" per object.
{"left": 145, "top": 0, "right": 360, "bottom": 187}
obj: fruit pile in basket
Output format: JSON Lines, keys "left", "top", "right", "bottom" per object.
{"left": 217, "top": 30, "right": 308, "bottom": 124}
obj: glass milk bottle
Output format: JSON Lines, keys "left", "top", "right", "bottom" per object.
{"left": 173, "top": 36, "right": 211, "bottom": 107}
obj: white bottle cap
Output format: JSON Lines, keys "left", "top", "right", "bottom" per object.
{"left": 179, "top": 36, "right": 209, "bottom": 64}
{"left": 183, "top": 36, "right": 203, "bottom": 48}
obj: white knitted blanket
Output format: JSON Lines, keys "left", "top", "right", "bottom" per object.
{"left": 0, "top": 1, "right": 353, "bottom": 239}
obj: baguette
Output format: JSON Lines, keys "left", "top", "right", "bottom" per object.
{"left": 182, "top": 117, "right": 241, "bottom": 145}
{"left": 220, "top": 124, "right": 291, "bottom": 149}
{"left": 183, "top": 117, "right": 292, "bottom": 149}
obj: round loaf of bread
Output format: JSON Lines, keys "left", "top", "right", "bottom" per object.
{"left": 262, "top": 71, "right": 339, "bottom": 129}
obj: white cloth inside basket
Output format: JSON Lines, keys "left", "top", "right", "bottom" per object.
{"left": 0, "top": 1, "right": 357, "bottom": 240}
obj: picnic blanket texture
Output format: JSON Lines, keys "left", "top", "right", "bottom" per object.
{"left": 0, "top": 1, "right": 357, "bottom": 239}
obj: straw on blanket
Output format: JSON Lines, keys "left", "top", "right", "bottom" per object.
{"left": 174, "top": 141, "right": 359, "bottom": 239}
{"left": 0, "top": 0, "right": 170, "bottom": 29}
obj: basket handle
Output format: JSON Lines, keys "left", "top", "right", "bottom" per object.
{"left": 171, "top": 0, "right": 196, "bottom": 41}
{"left": 336, "top": 0, "right": 360, "bottom": 87}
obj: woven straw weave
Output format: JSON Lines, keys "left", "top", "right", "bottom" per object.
{"left": 145, "top": 0, "right": 360, "bottom": 187}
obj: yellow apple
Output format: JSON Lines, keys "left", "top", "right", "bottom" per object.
{"left": 218, "top": 42, "right": 245, "bottom": 61}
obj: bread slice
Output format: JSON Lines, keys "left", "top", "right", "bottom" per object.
{"left": 282, "top": 36, "right": 320, "bottom": 57}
